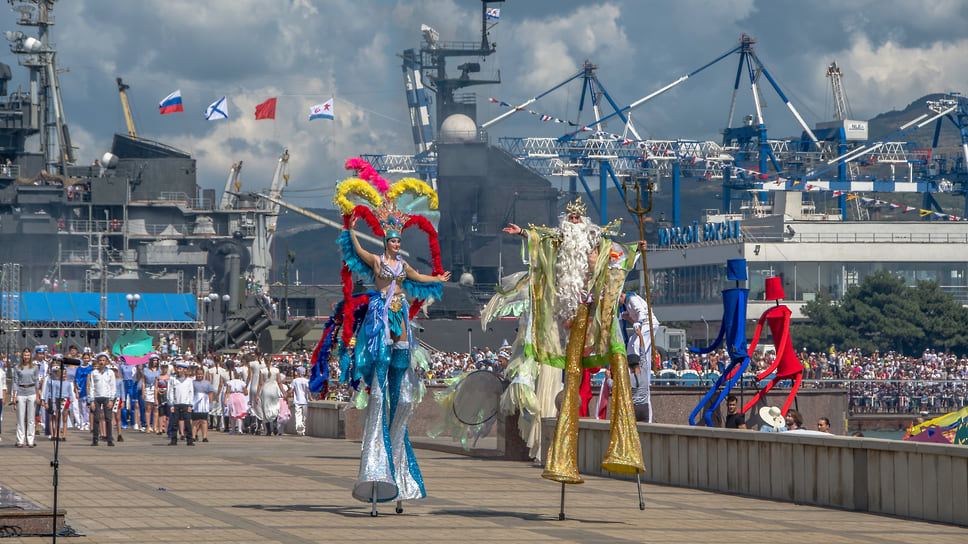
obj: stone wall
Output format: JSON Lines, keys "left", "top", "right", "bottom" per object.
{"left": 306, "top": 386, "right": 847, "bottom": 439}
{"left": 540, "top": 419, "right": 968, "bottom": 525}
{"left": 652, "top": 387, "right": 848, "bottom": 435}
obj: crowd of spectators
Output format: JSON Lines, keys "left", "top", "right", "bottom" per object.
{"left": 666, "top": 346, "right": 968, "bottom": 415}
{"left": 0, "top": 341, "right": 321, "bottom": 448}
{"left": 7, "top": 333, "right": 968, "bottom": 446}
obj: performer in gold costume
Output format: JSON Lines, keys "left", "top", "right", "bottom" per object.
{"left": 484, "top": 198, "right": 645, "bottom": 484}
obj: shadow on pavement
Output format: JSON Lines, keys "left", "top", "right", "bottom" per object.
{"left": 430, "top": 509, "right": 623, "bottom": 523}
{"left": 233, "top": 504, "right": 379, "bottom": 517}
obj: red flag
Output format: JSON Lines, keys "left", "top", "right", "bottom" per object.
{"left": 255, "top": 97, "right": 277, "bottom": 120}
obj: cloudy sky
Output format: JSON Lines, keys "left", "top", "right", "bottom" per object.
{"left": 4, "top": 0, "right": 967, "bottom": 207}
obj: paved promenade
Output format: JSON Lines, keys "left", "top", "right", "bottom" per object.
{"left": 1, "top": 430, "right": 965, "bottom": 543}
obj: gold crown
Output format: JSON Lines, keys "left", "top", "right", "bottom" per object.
{"left": 565, "top": 197, "right": 587, "bottom": 217}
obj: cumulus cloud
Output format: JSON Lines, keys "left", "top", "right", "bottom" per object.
{"left": 3, "top": 0, "right": 965, "bottom": 207}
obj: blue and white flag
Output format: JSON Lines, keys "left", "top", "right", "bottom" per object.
{"left": 205, "top": 96, "right": 229, "bottom": 121}
{"left": 309, "top": 98, "right": 334, "bottom": 121}
{"left": 486, "top": 8, "right": 500, "bottom": 19}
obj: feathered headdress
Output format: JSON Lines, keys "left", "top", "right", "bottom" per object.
{"left": 330, "top": 157, "right": 444, "bottom": 344}
{"left": 375, "top": 200, "right": 408, "bottom": 242}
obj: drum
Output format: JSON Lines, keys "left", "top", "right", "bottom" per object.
{"left": 452, "top": 370, "right": 508, "bottom": 426}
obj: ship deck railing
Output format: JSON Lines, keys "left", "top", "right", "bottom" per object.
{"left": 154, "top": 192, "right": 213, "bottom": 210}
{"left": 780, "top": 232, "right": 968, "bottom": 244}
{"left": 64, "top": 219, "right": 114, "bottom": 234}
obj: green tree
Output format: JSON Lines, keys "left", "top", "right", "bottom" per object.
{"left": 792, "top": 269, "right": 968, "bottom": 356}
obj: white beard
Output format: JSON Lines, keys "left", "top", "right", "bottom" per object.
{"left": 554, "top": 218, "right": 601, "bottom": 322}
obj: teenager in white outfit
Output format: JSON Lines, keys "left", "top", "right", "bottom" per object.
{"left": 620, "top": 291, "right": 659, "bottom": 423}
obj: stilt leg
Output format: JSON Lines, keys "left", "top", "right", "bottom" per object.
{"left": 370, "top": 483, "right": 378, "bottom": 517}
{"left": 558, "top": 482, "right": 566, "bottom": 521}
{"left": 395, "top": 500, "right": 403, "bottom": 514}
{"left": 636, "top": 473, "right": 645, "bottom": 510}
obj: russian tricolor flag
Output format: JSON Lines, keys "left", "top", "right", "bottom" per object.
{"left": 159, "top": 90, "right": 184, "bottom": 115}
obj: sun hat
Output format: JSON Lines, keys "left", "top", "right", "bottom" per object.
{"left": 758, "top": 405, "right": 785, "bottom": 429}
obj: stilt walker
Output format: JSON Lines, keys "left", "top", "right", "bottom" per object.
{"left": 538, "top": 194, "right": 648, "bottom": 519}
{"left": 317, "top": 158, "right": 450, "bottom": 516}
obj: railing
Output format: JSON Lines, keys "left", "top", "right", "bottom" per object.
{"left": 61, "top": 250, "right": 97, "bottom": 263}
{"left": 651, "top": 375, "right": 968, "bottom": 416}
{"left": 158, "top": 191, "right": 191, "bottom": 202}
{"left": 189, "top": 197, "right": 212, "bottom": 209}
{"left": 789, "top": 232, "right": 968, "bottom": 244}
{"left": 65, "top": 219, "right": 112, "bottom": 233}
{"left": 143, "top": 223, "right": 188, "bottom": 236}
{"left": 0, "top": 164, "right": 20, "bottom": 177}
{"left": 839, "top": 379, "right": 968, "bottom": 415}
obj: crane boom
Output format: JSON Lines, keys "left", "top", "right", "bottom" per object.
{"left": 220, "top": 161, "right": 243, "bottom": 210}
{"left": 253, "top": 193, "right": 407, "bottom": 256}
{"left": 265, "top": 150, "right": 290, "bottom": 233}
{"left": 116, "top": 77, "right": 137, "bottom": 138}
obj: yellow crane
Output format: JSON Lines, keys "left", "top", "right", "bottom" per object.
{"left": 116, "top": 77, "right": 137, "bottom": 138}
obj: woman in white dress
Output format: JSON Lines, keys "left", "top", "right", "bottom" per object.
{"left": 224, "top": 370, "right": 248, "bottom": 434}
{"left": 245, "top": 355, "right": 265, "bottom": 434}
{"left": 258, "top": 363, "right": 286, "bottom": 435}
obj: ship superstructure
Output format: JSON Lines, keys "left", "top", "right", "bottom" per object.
{"left": 0, "top": 1, "right": 282, "bottom": 351}
{"left": 0, "top": 1, "right": 282, "bottom": 294}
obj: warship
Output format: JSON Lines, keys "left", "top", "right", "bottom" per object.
{"left": 0, "top": 1, "right": 285, "bottom": 351}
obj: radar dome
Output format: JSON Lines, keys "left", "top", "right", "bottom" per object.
{"left": 459, "top": 272, "right": 474, "bottom": 287}
{"left": 100, "top": 152, "right": 118, "bottom": 168}
{"left": 439, "top": 114, "right": 478, "bottom": 143}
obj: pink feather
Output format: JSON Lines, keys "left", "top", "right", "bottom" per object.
{"left": 344, "top": 157, "right": 390, "bottom": 193}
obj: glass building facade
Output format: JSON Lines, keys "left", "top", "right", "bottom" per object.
{"left": 651, "top": 261, "right": 968, "bottom": 305}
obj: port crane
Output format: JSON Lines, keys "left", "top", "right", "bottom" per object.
{"left": 500, "top": 35, "right": 968, "bottom": 223}
{"left": 4, "top": 0, "right": 75, "bottom": 174}
{"left": 246, "top": 150, "right": 291, "bottom": 286}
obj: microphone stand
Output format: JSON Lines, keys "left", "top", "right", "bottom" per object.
{"left": 49, "top": 355, "right": 79, "bottom": 543}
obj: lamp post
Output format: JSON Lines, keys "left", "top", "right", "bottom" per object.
{"left": 125, "top": 293, "right": 140, "bottom": 327}
{"left": 221, "top": 294, "right": 231, "bottom": 351}
{"left": 204, "top": 293, "right": 218, "bottom": 353}
{"left": 701, "top": 315, "right": 709, "bottom": 347}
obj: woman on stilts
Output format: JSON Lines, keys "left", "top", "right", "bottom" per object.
{"left": 321, "top": 159, "right": 448, "bottom": 515}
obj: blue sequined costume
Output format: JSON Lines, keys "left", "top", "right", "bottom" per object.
{"left": 338, "top": 230, "right": 440, "bottom": 503}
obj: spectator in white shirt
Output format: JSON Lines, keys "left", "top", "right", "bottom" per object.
{"left": 290, "top": 367, "right": 310, "bottom": 436}
{"left": 167, "top": 361, "right": 195, "bottom": 446}
{"left": 87, "top": 353, "right": 117, "bottom": 447}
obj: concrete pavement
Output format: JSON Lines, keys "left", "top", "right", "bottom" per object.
{"left": 1, "top": 429, "right": 965, "bottom": 543}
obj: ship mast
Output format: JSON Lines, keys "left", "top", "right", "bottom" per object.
{"left": 3, "top": 0, "right": 75, "bottom": 174}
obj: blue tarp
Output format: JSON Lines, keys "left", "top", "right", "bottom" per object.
{"left": 19, "top": 293, "right": 198, "bottom": 323}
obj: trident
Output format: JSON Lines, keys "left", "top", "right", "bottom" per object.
{"left": 621, "top": 176, "right": 659, "bottom": 373}
{"left": 621, "top": 176, "right": 655, "bottom": 512}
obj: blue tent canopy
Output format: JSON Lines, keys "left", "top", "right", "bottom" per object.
{"left": 20, "top": 293, "right": 198, "bottom": 323}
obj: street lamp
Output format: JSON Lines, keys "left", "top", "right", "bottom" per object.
{"left": 701, "top": 315, "right": 709, "bottom": 347}
{"left": 221, "top": 294, "right": 231, "bottom": 351}
{"left": 204, "top": 293, "right": 218, "bottom": 352}
{"left": 125, "top": 293, "right": 141, "bottom": 326}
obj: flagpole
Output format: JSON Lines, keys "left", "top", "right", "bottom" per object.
{"left": 226, "top": 116, "right": 235, "bottom": 165}
{"left": 182, "top": 112, "right": 194, "bottom": 158}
